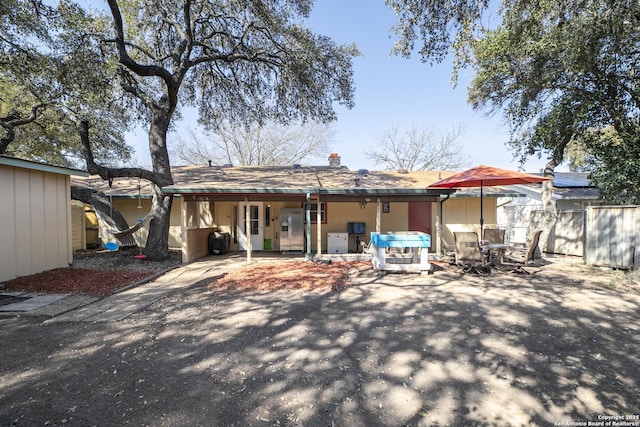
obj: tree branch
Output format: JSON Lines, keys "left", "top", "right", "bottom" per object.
{"left": 77, "top": 118, "right": 160, "bottom": 185}
{"left": 0, "top": 103, "right": 49, "bottom": 153}
{"left": 106, "top": 0, "right": 175, "bottom": 84}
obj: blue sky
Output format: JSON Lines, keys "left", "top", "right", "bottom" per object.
{"left": 122, "top": 0, "right": 552, "bottom": 173}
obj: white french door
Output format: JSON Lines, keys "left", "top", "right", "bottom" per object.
{"left": 238, "top": 202, "right": 264, "bottom": 251}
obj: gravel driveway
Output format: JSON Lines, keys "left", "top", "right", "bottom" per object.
{"left": 1, "top": 257, "right": 639, "bottom": 426}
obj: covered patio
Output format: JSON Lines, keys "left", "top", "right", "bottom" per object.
{"left": 161, "top": 165, "right": 454, "bottom": 263}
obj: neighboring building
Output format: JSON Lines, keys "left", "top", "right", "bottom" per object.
{"left": 0, "top": 156, "right": 88, "bottom": 282}
{"left": 73, "top": 155, "right": 519, "bottom": 262}
{"left": 497, "top": 172, "right": 602, "bottom": 244}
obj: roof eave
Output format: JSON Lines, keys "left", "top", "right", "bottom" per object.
{"left": 0, "top": 155, "right": 89, "bottom": 177}
{"left": 162, "top": 187, "right": 455, "bottom": 197}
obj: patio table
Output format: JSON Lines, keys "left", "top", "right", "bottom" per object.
{"left": 480, "top": 242, "right": 508, "bottom": 264}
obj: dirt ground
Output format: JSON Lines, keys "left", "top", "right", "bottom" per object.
{"left": 1, "top": 256, "right": 639, "bottom": 426}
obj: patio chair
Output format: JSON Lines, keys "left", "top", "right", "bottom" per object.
{"left": 483, "top": 228, "right": 505, "bottom": 244}
{"left": 504, "top": 230, "right": 543, "bottom": 266}
{"left": 440, "top": 235, "right": 458, "bottom": 264}
{"left": 454, "top": 231, "right": 491, "bottom": 275}
{"left": 454, "top": 232, "right": 489, "bottom": 265}
{"left": 360, "top": 240, "right": 373, "bottom": 254}
{"left": 482, "top": 228, "right": 507, "bottom": 264}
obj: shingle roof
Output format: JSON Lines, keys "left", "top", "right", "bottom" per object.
{"left": 163, "top": 165, "right": 454, "bottom": 195}
{"left": 72, "top": 166, "right": 454, "bottom": 196}
{"left": 71, "top": 165, "right": 519, "bottom": 199}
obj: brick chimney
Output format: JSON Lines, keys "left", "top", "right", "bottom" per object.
{"left": 328, "top": 153, "right": 341, "bottom": 167}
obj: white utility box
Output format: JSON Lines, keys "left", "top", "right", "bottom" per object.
{"left": 327, "top": 232, "right": 348, "bottom": 254}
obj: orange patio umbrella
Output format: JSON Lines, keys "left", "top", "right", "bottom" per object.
{"left": 428, "top": 165, "right": 552, "bottom": 235}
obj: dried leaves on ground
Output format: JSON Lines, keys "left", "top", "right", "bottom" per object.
{"left": 210, "top": 260, "right": 371, "bottom": 292}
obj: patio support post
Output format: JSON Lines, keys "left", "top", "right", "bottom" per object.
{"left": 480, "top": 181, "right": 485, "bottom": 237}
{"left": 245, "top": 196, "right": 251, "bottom": 264}
{"left": 376, "top": 197, "right": 381, "bottom": 233}
{"left": 316, "top": 193, "right": 322, "bottom": 257}
{"left": 306, "top": 193, "right": 312, "bottom": 260}
{"left": 180, "top": 198, "right": 188, "bottom": 263}
{"left": 439, "top": 194, "right": 450, "bottom": 257}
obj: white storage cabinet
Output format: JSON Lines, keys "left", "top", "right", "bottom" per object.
{"left": 327, "top": 232, "right": 348, "bottom": 254}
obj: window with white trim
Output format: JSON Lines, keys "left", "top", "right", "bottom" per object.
{"left": 303, "top": 202, "right": 327, "bottom": 224}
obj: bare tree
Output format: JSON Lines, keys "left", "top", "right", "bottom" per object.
{"left": 366, "top": 124, "right": 470, "bottom": 171}
{"left": 170, "top": 121, "right": 334, "bottom": 166}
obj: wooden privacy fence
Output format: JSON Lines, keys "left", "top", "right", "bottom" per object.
{"left": 531, "top": 206, "right": 639, "bottom": 269}
{"left": 531, "top": 210, "right": 585, "bottom": 257}
{"left": 585, "top": 206, "right": 638, "bottom": 269}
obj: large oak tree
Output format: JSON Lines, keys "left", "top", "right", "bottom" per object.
{"left": 387, "top": 0, "right": 640, "bottom": 203}
{"left": 77, "top": 0, "right": 358, "bottom": 259}
{"left": 1, "top": 0, "right": 137, "bottom": 234}
{"left": 0, "top": 0, "right": 132, "bottom": 167}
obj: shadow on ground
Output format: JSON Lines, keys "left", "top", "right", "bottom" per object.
{"left": 1, "top": 259, "right": 639, "bottom": 426}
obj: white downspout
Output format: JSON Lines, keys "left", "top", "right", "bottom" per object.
{"left": 316, "top": 193, "right": 322, "bottom": 257}
{"left": 245, "top": 196, "right": 251, "bottom": 264}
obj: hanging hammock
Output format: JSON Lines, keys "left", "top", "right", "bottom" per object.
{"left": 113, "top": 211, "right": 153, "bottom": 239}
{"left": 100, "top": 174, "right": 152, "bottom": 248}
{"left": 96, "top": 210, "right": 153, "bottom": 248}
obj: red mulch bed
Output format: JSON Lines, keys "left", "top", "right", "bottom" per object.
{"left": 1, "top": 268, "right": 154, "bottom": 297}
{"left": 211, "top": 260, "right": 371, "bottom": 292}
{"left": 2, "top": 260, "right": 372, "bottom": 297}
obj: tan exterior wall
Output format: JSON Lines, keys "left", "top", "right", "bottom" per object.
{"left": 109, "top": 197, "right": 183, "bottom": 248}
{"left": 182, "top": 200, "right": 431, "bottom": 255}
{"left": 177, "top": 197, "right": 498, "bottom": 261}
{"left": 181, "top": 198, "right": 217, "bottom": 262}
{"left": 85, "top": 208, "right": 99, "bottom": 248}
{"left": 71, "top": 203, "right": 86, "bottom": 251}
{"left": 310, "top": 201, "right": 410, "bottom": 252}
{"left": 168, "top": 197, "right": 183, "bottom": 248}
{"left": 183, "top": 228, "right": 215, "bottom": 262}
{"left": 438, "top": 197, "right": 498, "bottom": 245}
{"left": 0, "top": 165, "right": 73, "bottom": 282}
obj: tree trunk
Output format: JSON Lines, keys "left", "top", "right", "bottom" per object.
{"left": 142, "top": 108, "right": 174, "bottom": 260}
{"left": 70, "top": 185, "right": 131, "bottom": 234}
{"left": 538, "top": 160, "right": 558, "bottom": 254}
{"left": 144, "top": 184, "right": 173, "bottom": 260}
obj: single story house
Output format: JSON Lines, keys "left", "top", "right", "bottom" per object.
{"left": 497, "top": 172, "right": 602, "bottom": 244}
{"left": 0, "top": 156, "right": 88, "bottom": 282}
{"left": 73, "top": 155, "right": 519, "bottom": 262}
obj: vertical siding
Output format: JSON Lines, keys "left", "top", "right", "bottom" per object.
{"left": 44, "top": 173, "right": 58, "bottom": 270}
{"left": 381, "top": 202, "right": 409, "bottom": 232}
{"left": 545, "top": 210, "right": 585, "bottom": 257}
{"left": 441, "top": 197, "right": 497, "bottom": 241}
{"left": 15, "top": 169, "right": 33, "bottom": 277}
{"left": 60, "top": 175, "right": 73, "bottom": 267}
{"left": 176, "top": 197, "right": 493, "bottom": 259}
{"left": 586, "top": 206, "right": 636, "bottom": 269}
{"left": 186, "top": 200, "right": 419, "bottom": 254}
{"left": 72, "top": 204, "right": 86, "bottom": 250}
{"left": 0, "top": 165, "right": 73, "bottom": 282}
{"left": 169, "top": 198, "right": 183, "bottom": 248}
{"left": 0, "top": 167, "right": 17, "bottom": 281}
